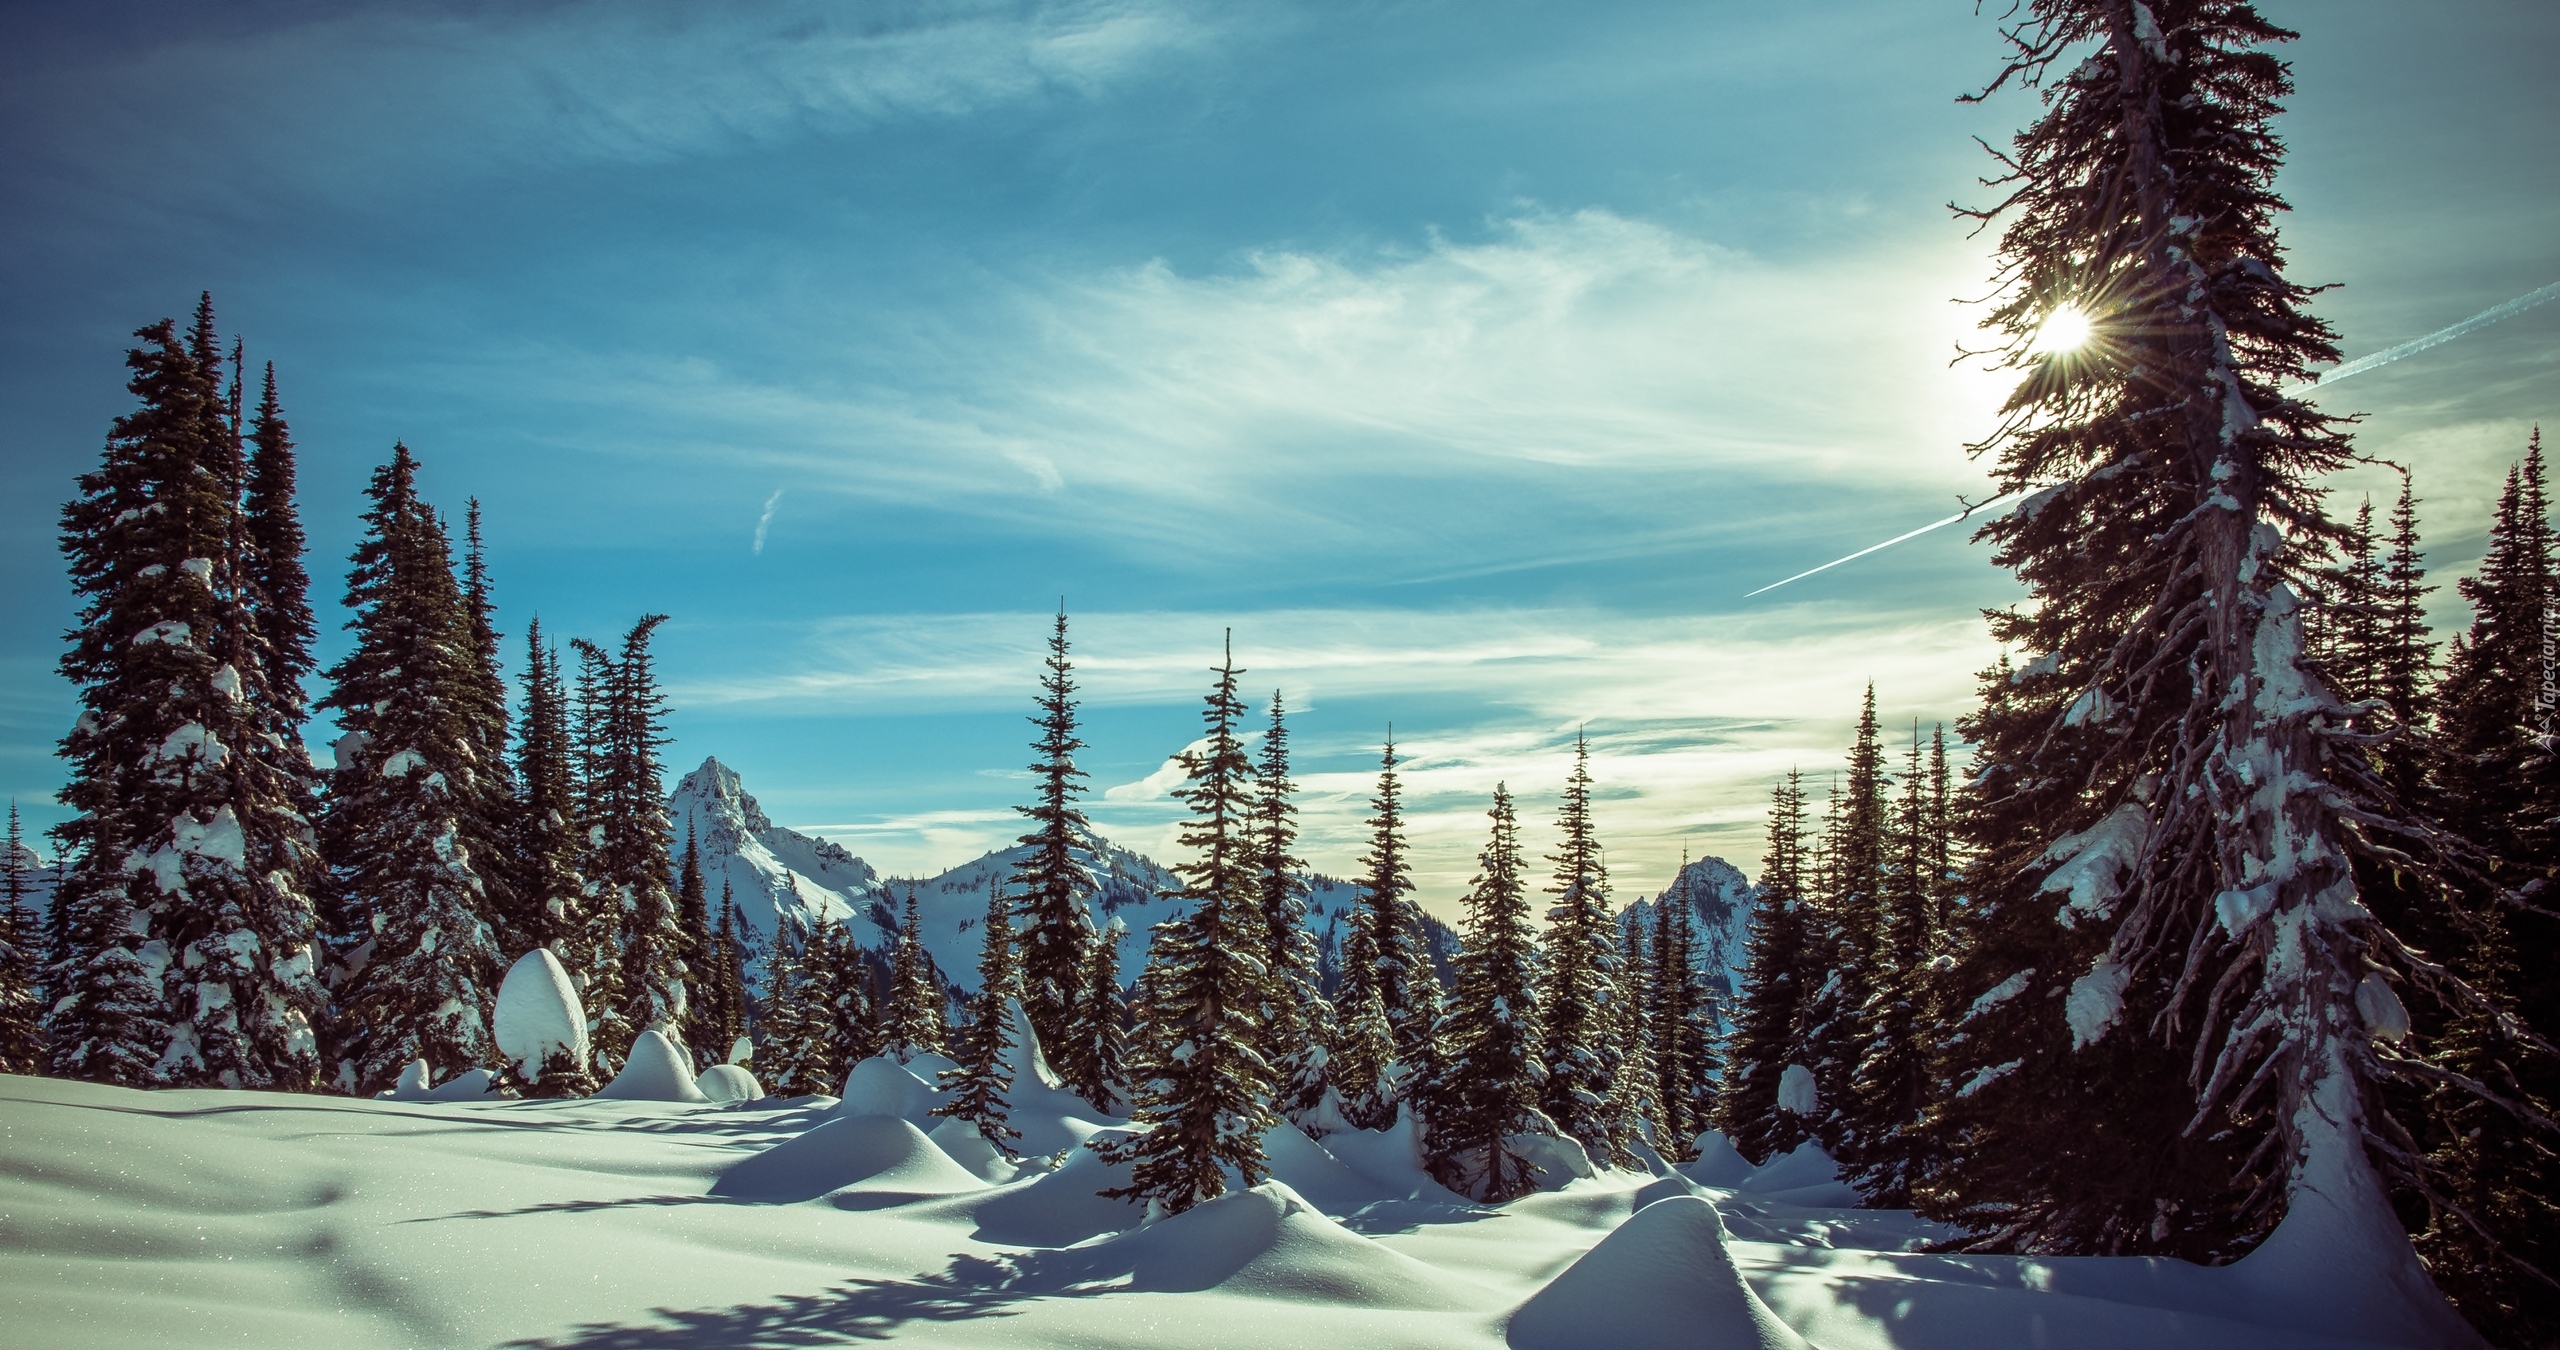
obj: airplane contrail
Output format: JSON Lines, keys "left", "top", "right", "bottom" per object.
{"left": 1745, "top": 279, "right": 2560, "bottom": 597}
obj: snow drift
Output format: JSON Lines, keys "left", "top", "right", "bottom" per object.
{"left": 1508, "top": 1195, "right": 1812, "bottom": 1350}
{"left": 593, "top": 1030, "right": 706, "bottom": 1102}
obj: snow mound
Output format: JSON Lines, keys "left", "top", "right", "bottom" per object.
{"left": 1632, "top": 1173, "right": 1709, "bottom": 1211}
{"left": 1507, "top": 1195, "right": 1812, "bottom": 1350}
{"left": 422, "top": 1068, "right": 502, "bottom": 1102}
{"left": 594, "top": 1030, "right": 707, "bottom": 1102}
{"left": 1734, "top": 1142, "right": 1858, "bottom": 1207}
{"left": 726, "top": 1035, "right": 753, "bottom": 1065}
{"left": 493, "top": 949, "right": 589, "bottom": 1082}
{"left": 837, "top": 1055, "right": 941, "bottom": 1127}
{"left": 929, "top": 1117, "right": 1029, "bottom": 1184}
{"left": 1682, "top": 1130, "right": 1758, "bottom": 1187}
{"left": 696, "top": 1063, "right": 762, "bottom": 1105}
{"left": 712, "top": 1113, "right": 985, "bottom": 1203}
{"left": 967, "top": 1129, "right": 1150, "bottom": 1245}
{"left": 380, "top": 1058, "right": 433, "bottom": 1100}
{"left": 1313, "top": 1105, "right": 1471, "bottom": 1205}
{"left": 1100, "top": 1181, "right": 1480, "bottom": 1308}
{"left": 991, "top": 1002, "right": 1123, "bottom": 1157}
{"left": 1513, "top": 1129, "right": 1598, "bottom": 1191}
{"left": 1258, "top": 1121, "right": 1393, "bottom": 1215}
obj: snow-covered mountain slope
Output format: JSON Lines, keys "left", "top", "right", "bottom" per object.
{"left": 1618, "top": 855, "right": 1759, "bottom": 1016}
{"left": 669, "top": 756, "right": 1371, "bottom": 992}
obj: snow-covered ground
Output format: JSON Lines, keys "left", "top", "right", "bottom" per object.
{"left": 0, "top": 1070, "right": 2422, "bottom": 1349}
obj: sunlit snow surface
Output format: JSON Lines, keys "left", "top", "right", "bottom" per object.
{"left": 0, "top": 1074, "right": 2422, "bottom": 1349}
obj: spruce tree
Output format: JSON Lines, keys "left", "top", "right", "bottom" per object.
{"left": 50, "top": 309, "right": 324, "bottom": 1090}
{"left": 1091, "top": 636, "right": 1276, "bottom": 1215}
{"left": 1656, "top": 887, "right": 1721, "bottom": 1155}
{"left": 1610, "top": 912, "right": 1661, "bottom": 1158}
{"left": 1011, "top": 607, "right": 1100, "bottom": 1078}
{"left": 1069, "top": 915, "right": 1128, "bottom": 1113}
{"left": 1918, "top": 14, "right": 2499, "bottom": 1340}
{"left": 1650, "top": 865, "right": 1694, "bottom": 1157}
{"left": 588, "top": 617, "right": 684, "bottom": 1065}
{"left": 1330, "top": 983, "right": 1398, "bottom": 1131}
{"left": 454, "top": 500, "right": 523, "bottom": 951}
{"left": 2375, "top": 473, "right": 2438, "bottom": 805}
{"left": 2437, "top": 435, "right": 2554, "bottom": 890}
{"left": 1848, "top": 725, "right": 1943, "bottom": 1204}
{"left": 1718, "top": 772, "right": 1818, "bottom": 1163}
{"left": 751, "top": 933, "right": 823, "bottom": 1096}
{"left": 676, "top": 826, "right": 714, "bottom": 1048}
{"left": 1425, "top": 784, "right": 1549, "bottom": 1201}
{"left": 1253, "top": 691, "right": 1332, "bottom": 1125}
{"left": 1800, "top": 687, "right": 1888, "bottom": 1164}
{"left": 512, "top": 623, "right": 583, "bottom": 953}
{"left": 695, "top": 884, "right": 747, "bottom": 1061}
{"left": 319, "top": 444, "right": 505, "bottom": 1093}
{"left": 936, "top": 883, "right": 1024, "bottom": 1156}
{"left": 1537, "top": 732, "right": 1623, "bottom": 1156}
{"left": 1348, "top": 733, "right": 1433, "bottom": 1082}
{"left": 241, "top": 365, "right": 316, "bottom": 717}
{"left": 879, "top": 888, "right": 946, "bottom": 1061}
{"left": 0, "top": 803, "right": 44, "bottom": 1074}
{"left": 566, "top": 639, "right": 626, "bottom": 1045}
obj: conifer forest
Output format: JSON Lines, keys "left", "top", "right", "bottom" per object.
{"left": 1, "top": 3, "right": 2553, "bottom": 1347}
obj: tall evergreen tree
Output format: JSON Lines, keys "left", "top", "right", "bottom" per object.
{"left": 565, "top": 639, "right": 626, "bottom": 1041}
{"left": 0, "top": 803, "right": 44, "bottom": 1074}
{"left": 1011, "top": 607, "right": 1099, "bottom": 1078}
{"left": 49, "top": 308, "right": 324, "bottom": 1090}
{"left": 1915, "top": 13, "right": 2496, "bottom": 1342}
{"left": 690, "top": 884, "right": 745, "bottom": 1064}
{"left": 1068, "top": 915, "right": 1128, "bottom": 1113}
{"left": 1612, "top": 912, "right": 1661, "bottom": 1156}
{"left": 2374, "top": 473, "right": 2439, "bottom": 805}
{"left": 879, "top": 888, "right": 946, "bottom": 1061}
{"left": 586, "top": 616, "right": 683, "bottom": 1065}
{"left": 1845, "top": 724, "right": 1944, "bottom": 1203}
{"left": 936, "top": 883, "right": 1024, "bottom": 1156}
{"left": 676, "top": 826, "right": 715, "bottom": 1050}
{"left": 1347, "top": 733, "right": 1433, "bottom": 1084}
{"left": 512, "top": 623, "right": 583, "bottom": 953}
{"left": 1425, "top": 784, "right": 1549, "bottom": 1202}
{"left": 240, "top": 365, "right": 316, "bottom": 716}
{"left": 2437, "top": 434, "right": 2554, "bottom": 889}
{"left": 1801, "top": 688, "right": 1889, "bottom": 1163}
{"left": 1253, "top": 691, "right": 1332, "bottom": 1124}
{"left": 1650, "top": 864, "right": 1695, "bottom": 1157}
{"left": 1538, "top": 731, "right": 1623, "bottom": 1155}
{"left": 319, "top": 444, "right": 504, "bottom": 1093}
{"left": 1091, "top": 636, "right": 1276, "bottom": 1215}
{"left": 1718, "top": 772, "right": 1818, "bottom": 1163}
{"left": 751, "top": 933, "right": 825, "bottom": 1097}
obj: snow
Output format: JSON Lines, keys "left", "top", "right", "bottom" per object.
{"left": 2067, "top": 960, "right": 2131, "bottom": 1049}
{"left": 1966, "top": 969, "right": 2034, "bottom": 1020}
{"left": 594, "top": 1029, "right": 707, "bottom": 1102}
{"left": 2354, "top": 973, "right": 2410, "bottom": 1043}
{"left": 1775, "top": 1062, "right": 1817, "bottom": 1116}
{"left": 0, "top": 1074, "right": 2469, "bottom": 1349}
{"left": 837, "top": 1054, "right": 942, "bottom": 1127}
{"left": 132, "top": 619, "right": 190, "bottom": 646}
{"left": 1732, "top": 1143, "right": 1858, "bottom": 1208}
{"left": 1681, "top": 1130, "right": 1759, "bottom": 1187}
{"left": 1509, "top": 1196, "right": 1812, "bottom": 1350}
{"left": 697, "top": 1063, "right": 763, "bottom": 1104}
{"left": 2039, "top": 801, "right": 2150, "bottom": 926}
{"left": 379, "top": 748, "right": 423, "bottom": 778}
{"left": 493, "top": 948, "right": 589, "bottom": 1081}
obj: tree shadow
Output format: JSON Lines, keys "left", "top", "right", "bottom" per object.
{"left": 502, "top": 1244, "right": 1159, "bottom": 1348}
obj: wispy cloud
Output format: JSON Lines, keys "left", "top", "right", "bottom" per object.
{"left": 712, "top": 600, "right": 1998, "bottom": 896}
{"left": 751, "top": 489, "right": 784, "bottom": 555}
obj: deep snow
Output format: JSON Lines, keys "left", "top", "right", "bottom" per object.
{"left": 0, "top": 1072, "right": 2448, "bottom": 1349}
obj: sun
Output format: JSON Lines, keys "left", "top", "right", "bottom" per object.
{"left": 2033, "top": 304, "right": 2095, "bottom": 356}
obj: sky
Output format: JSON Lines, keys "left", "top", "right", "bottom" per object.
{"left": 1, "top": 0, "right": 2553, "bottom": 912}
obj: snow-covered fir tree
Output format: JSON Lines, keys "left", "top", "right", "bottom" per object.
{"left": 1847, "top": 723, "right": 1950, "bottom": 1204}
{"left": 1718, "top": 771, "right": 1819, "bottom": 1163}
{"left": 1537, "top": 732, "right": 1623, "bottom": 1155}
{"left": 936, "top": 883, "right": 1023, "bottom": 1156}
{"left": 1092, "top": 637, "right": 1277, "bottom": 1215}
{"left": 1425, "top": 784, "right": 1550, "bottom": 1202}
{"left": 0, "top": 803, "right": 44, "bottom": 1074}
{"left": 566, "top": 638, "right": 626, "bottom": 1050}
{"left": 1916, "top": 9, "right": 2500, "bottom": 1342}
{"left": 675, "top": 826, "right": 714, "bottom": 1050}
{"left": 581, "top": 617, "right": 685, "bottom": 1066}
{"left": 1253, "top": 691, "right": 1333, "bottom": 1126}
{"left": 48, "top": 305, "right": 326, "bottom": 1090}
{"left": 1799, "top": 688, "right": 1888, "bottom": 1165}
{"left": 318, "top": 443, "right": 504, "bottom": 1093}
{"left": 690, "top": 882, "right": 748, "bottom": 1063}
{"left": 1067, "top": 914, "right": 1127, "bottom": 1113}
{"left": 1612, "top": 908, "right": 1661, "bottom": 1151}
{"left": 1011, "top": 607, "right": 1100, "bottom": 1083}
{"left": 879, "top": 888, "right": 946, "bottom": 1061}
{"left": 804, "top": 917, "right": 872, "bottom": 1088}
{"left": 511, "top": 622, "right": 584, "bottom": 953}
{"left": 1648, "top": 861, "right": 1711, "bottom": 1159}
{"left": 1343, "top": 732, "right": 1436, "bottom": 1102}
{"left": 454, "top": 500, "right": 523, "bottom": 952}
{"left": 750, "top": 932, "right": 826, "bottom": 1097}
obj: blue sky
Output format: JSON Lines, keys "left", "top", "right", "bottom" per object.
{"left": 2, "top": 1, "right": 2554, "bottom": 908}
